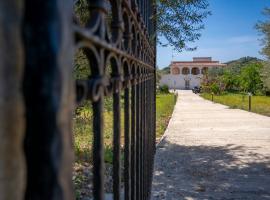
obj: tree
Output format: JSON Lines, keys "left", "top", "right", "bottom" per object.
{"left": 256, "top": 8, "right": 270, "bottom": 59}
{"left": 260, "top": 62, "right": 270, "bottom": 94}
{"left": 74, "top": 0, "right": 211, "bottom": 52}
{"left": 201, "top": 68, "right": 225, "bottom": 94}
{"left": 221, "top": 69, "right": 239, "bottom": 92}
{"left": 239, "top": 63, "right": 263, "bottom": 94}
{"left": 201, "top": 59, "right": 264, "bottom": 94}
{"left": 157, "top": 0, "right": 211, "bottom": 52}
{"left": 256, "top": 8, "right": 270, "bottom": 93}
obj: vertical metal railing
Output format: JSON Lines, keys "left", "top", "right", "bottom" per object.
{"left": 0, "top": 1, "right": 25, "bottom": 200}
{"left": 0, "top": 0, "right": 156, "bottom": 199}
{"left": 22, "top": 0, "right": 75, "bottom": 199}
{"left": 73, "top": 0, "right": 156, "bottom": 199}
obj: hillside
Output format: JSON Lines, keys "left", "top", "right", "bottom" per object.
{"left": 158, "top": 66, "right": 170, "bottom": 75}
{"left": 225, "top": 57, "right": 264, "bottom": 73}
{"left": 226, "top": 56, "right": 263, "bottom": 66}
{"left": 156, "top": 66, "right": 170, "bottom": 83}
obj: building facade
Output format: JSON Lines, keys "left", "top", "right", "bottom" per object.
{"left": 160, "top": 57, "right": 226, "bottom": 89}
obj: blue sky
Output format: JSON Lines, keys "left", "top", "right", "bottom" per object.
{"left": 157, "top": 0, "right": 270, "bottom": 68}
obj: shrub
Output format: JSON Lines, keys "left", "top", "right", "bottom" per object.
{"left": 159, "top": 85, "right": 169, "bottom": 93}
{"left": 239, "top": 62, "right": 263, "bottom": 94}
{"left": 210, "top": 82, "right": 221, "bottom": 95}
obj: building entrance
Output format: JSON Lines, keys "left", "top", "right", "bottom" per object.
{"left": 185, "top": 80, "right": 190, "bottom": 89}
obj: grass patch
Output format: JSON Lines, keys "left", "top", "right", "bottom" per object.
{"left": 156, "top": 93, "right": 176, "bottom": 139}
{"left": 73, "top": 93, "right": 176, "bottom": 198}
{"left": 201, "top": 93, "right": 270, "bottom": 117}
{"left": 73, "top": 93, "right": 176, "bottom": 162}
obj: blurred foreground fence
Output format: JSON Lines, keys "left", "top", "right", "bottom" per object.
{"left": 0, "top": 0, "right": 156, "bottom": 199}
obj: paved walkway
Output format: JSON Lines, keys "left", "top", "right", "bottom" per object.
{"left": 151, "top": 90, "right": 270, "bottom": 200}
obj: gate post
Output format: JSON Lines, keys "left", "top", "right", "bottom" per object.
{"left": 22, "top": 0, "right": 75, "bottom": 199}
{"left": 0, "top": 1, "right": 25, "bottom": 200}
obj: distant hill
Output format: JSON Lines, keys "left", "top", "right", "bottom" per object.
{"left": 158, "top": 66, "right": 170, "bottom": 75}
{"left": 226, "top": 56, "right": 263, "bottom": 66}
{"left": 225, "top": 57, "right": 264, "bottom": 73}
{"left": 157, "top": 57, "right": 264, "bottom": 75}
{"left": 156, "top": 66, "right": 170, "bottom": 83}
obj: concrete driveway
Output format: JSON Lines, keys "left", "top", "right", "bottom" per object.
{"left": 152, "top": 90, "right": 270, "bottom": 200}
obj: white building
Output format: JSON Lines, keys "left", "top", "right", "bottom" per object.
{"left": 160, "top": 57, "right": 227, "bottom": 89}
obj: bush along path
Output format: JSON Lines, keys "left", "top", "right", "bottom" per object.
{"left": 152, "top": 90, "right": 270, "bottom": 200}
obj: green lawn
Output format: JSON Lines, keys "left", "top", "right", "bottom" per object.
{"left": 156, "top": 93, "right": 176, "bottom": 139}
{"left": 73, "top": 93, "right": 176, "bottom": 198}
{"left": 201, "top": 93, "right": 270, "bottom": 117}
{"left": 73, "top": 93, "right": 176, "bottom": 163}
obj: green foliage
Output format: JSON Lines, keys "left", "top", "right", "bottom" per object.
{"left": 74, "top": 49, "right": 91, "bottom": 79}
{"left": 73, "top": 101, "right": 93, "bottom": 163}
{"left": 104, "top": 146, "right": 113, "bottom": 164}
{"left": 156, "top": 71, "right": 162, "bottom": 84}
{"left": 74, "top": 0, "right": 210, "bottom": 52}
{"left": 159, "top": 66, "right": 171, "bottom": 74}
{"left": 256, "top": 7, "right": 270, "bottom": 94}
{"left": 156, "top": 93, "right": 176, "bottom": 138}
{"left": 157, "top": 0, "right": 211, "bottom": 51}
{"left": 261, "top": 62, "right": 270, "bottom": 94}
{"left": 159, "top": 85, "right": 170, "bottom": 94}
{"left": 74, "top": 0, "right": 90, "bottom": 26}
{"left": 221, "top": 69, "right": 240, "bottom": 91}
{"left": 104, "top": 97, "right": 113, "bottom": 112}
{"left": 207, "top": 67, "right": 225, "bottom": 77}
{"left": 201, "top": 93, "right": 270, "bottom": 117}
{"left": 256, "top": 8, "right": 270, "bottom": 59}
{"left": 225, "top": 56, "right": 262, "bottom": 68}
{"left": 223, "top": 57, "right": 263, "bottom": 92}
{"left": 210, "top": 82, "right": 220, "bottom": 95}
{"left": 156, "top": 66, "right": 171, "bottom": 84}
{"left": 239, "top": 63, "right": 263, "bottom": 94}
{"left": 74, "top": 94, "right": 176, "bottom": 163}
{"left": 202, "top": 57, "right": 264, "bottom": 95}
{"left": 201, "top": 67, "right": 225, "bottom": 94}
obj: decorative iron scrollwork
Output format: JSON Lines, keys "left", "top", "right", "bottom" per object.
{"left": 73, "top": 0, "right": 156, "bottom": 200}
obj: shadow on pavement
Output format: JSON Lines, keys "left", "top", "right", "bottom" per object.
{"left": 152, "top": 138, "right": 270, "bottom": 200}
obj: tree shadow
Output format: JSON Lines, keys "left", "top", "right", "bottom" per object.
{"left": 152, "top": 138, "right": 270, "bottom": 200}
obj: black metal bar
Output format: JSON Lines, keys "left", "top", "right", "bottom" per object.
{"left": 131, "top": 84, "right": 137, "bottom": 200}
{"left": 143, "top": 76, "right": 147, "bottom": 200}
{"left": 146, "top": 77, "right": 149, "bottom": 200}
{"left": 92, "top": 98, "right": 105, "bottom": 200}
{"left": 141, "top": 75, "right": 145, "bottom": 200}
{"left": 22, "top": 0, "right": 74, "bottom": 199}
{"left": 124, "top": 87, "right": 131, "bottom": 200}
{"left": 0, "top": 1, "right": 25, "bottom": 199}
{"left": 249, "top": 94, "right": 252, "bottom": 112}
{"left": 144, "top": 78, "right": 147, "bottom": 200}
{"left": 0, "top": 0, "right": 158, "bottom": 199}
{"left": 113, "top": 90, "right": 121, "bottom": 200}
{"left": 136, "top": 78, "right": 141, "bottom": 199}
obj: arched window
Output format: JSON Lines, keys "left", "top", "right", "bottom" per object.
{"left": 202, "top": 67, "right": 208, "bottom": 75}
{"left": 182, "top": 67, "right": 190, "bottom": 75}
{"left": 191, "top": 67, "right": 200, "bottom": 75}
{"left": 172, "top": 67, "right": 180, "bottom": 75}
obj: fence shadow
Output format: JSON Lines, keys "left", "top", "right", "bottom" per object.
{"left": 152, "top": 138, "right": 270, "bottom": 200}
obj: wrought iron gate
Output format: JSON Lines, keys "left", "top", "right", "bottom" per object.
{"left": 0, "top": 0, "right": 156, "bottom": 199}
